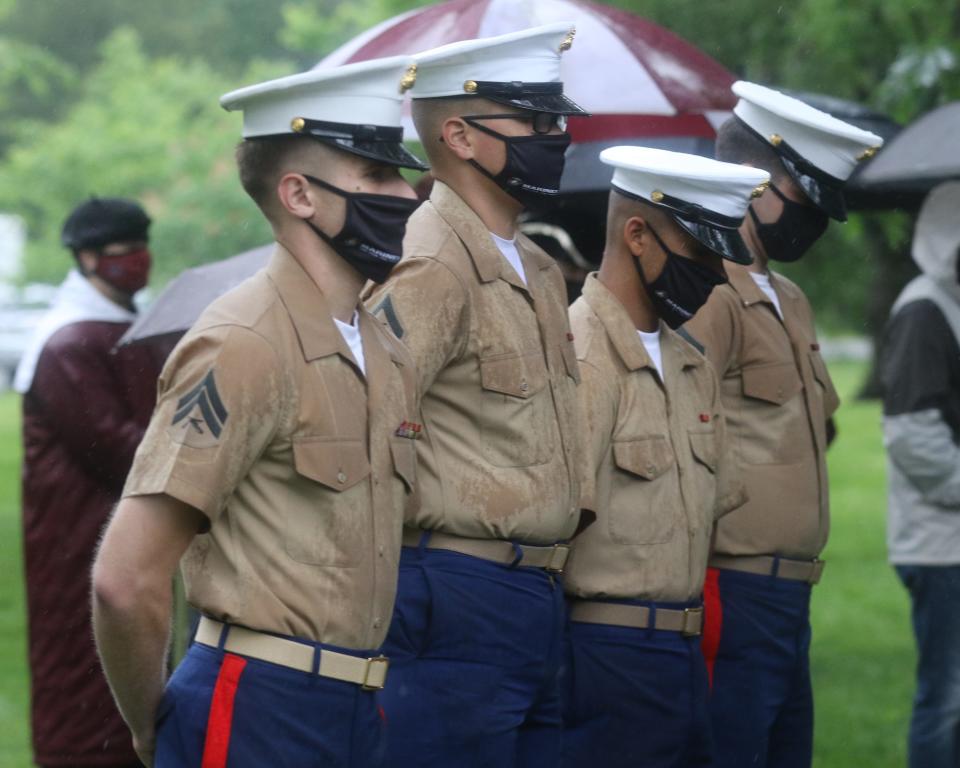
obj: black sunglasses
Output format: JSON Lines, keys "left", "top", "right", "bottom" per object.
{"left": 462, "top": 112, "right": 568, "bottom": 135}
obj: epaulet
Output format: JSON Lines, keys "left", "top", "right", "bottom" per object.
{"left": 676, "top": 326, "right": 705, "bottom": 356}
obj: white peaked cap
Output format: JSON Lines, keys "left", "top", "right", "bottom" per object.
{"left": 731, "top": 81, "right": 883, "bottom": 219}
{"left": 220, "top": 56, "right": 426, "bottom": 169}
{"left": 732, "top": 81, "right": 883, "bottom": 182}
{"left": 409, "top": 23, "right": 587, "bottom": 114}
{"left": 601, "top": 145, "right": 771, "bottom": 263}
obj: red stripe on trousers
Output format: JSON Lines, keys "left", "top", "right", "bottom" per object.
{"left": 701, "top": 567, "right": 723, "bottom": 689}
{"left": 201, "top": 653, "right": 248, "bottom": 768}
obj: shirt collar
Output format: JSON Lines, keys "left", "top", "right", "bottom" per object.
{"left": 581, "top": 272, "right": 703, "bottom": 373}
{"left": 265, "top": 244, "right": 354, "bottom": 363}
{"left": 726, "top": 262, "right": 801, "bottom": 310}
{"left": 428, "top": 181, "right": 553, "bottom": 286}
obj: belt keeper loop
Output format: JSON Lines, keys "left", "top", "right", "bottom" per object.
{"left": 216, "top": 621, "right": 229, "bottom": 651}
{"left": 509, "top": 542, "right": 524, "bottom": 568}
{"left": 417, "top": 530, "right": 432, "bottom": 559}
{"left": 646, "top": 603, "right": 657, "bottom": 637}
{"left": 771, "top": 555, "right": 781, "bottom": 580}
{"left": 311, "top": 645, "right": 322, "bottom": 676}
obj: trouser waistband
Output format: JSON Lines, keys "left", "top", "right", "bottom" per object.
{"left": 401, "top": 527, "right": 570, "bottom": 573}
{"left": 568, "top": 600, "right": 704, "bottom": 636}
{"left": 709, "top": 555, "right": 825, "bottom": 585}
{"left": 194, "top": 617, "right": 388, "bottom": 690}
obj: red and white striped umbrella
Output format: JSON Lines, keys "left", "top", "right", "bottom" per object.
{"left": 319, "top": 0, "right": 736, "bottom": 190}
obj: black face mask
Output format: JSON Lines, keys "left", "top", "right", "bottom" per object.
{"left": 748, "top": 183, "right": 829, "bottom": 263}
{"left": 634, "top": 226, "right": 728, "bottom": 330}
{"left": 463, "top": 118, "right": 571, "bottom": 209}
{"left": 303, "top": 174, "right": 419, "bottom": 284}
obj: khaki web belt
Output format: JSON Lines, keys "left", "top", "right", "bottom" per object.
{"left": 568, "top": 600, "right": 704, "bottom": 636}
{"left": 709, "top": 555, "right": 826, "bottom": 585}
{"left": 194, "top": 617, "right": 388, "bottom": 690}
{"left": 401, "top": 527, "right": 570, "bottom": 573}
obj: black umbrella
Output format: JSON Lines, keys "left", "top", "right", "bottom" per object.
{"left": 856, "top": 100, "right": 960, "bottom": 206}
{"left": 119, "top": 244, "right": 271, "bottom": 347}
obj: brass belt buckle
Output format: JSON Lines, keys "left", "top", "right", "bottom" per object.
{"left": 681, "top": 607, "right": 703, "bottom": 637}
{"left": 361, "top": 655, "right": 390, "bottom": 691}
{"left": 546, "top": 544, "right": 570, "bottom": 574}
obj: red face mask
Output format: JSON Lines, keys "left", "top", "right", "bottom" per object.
{"left": 94, "top": 247, "right": 151, "bottom": 294}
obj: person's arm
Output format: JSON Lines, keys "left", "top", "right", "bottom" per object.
{"left": 682, "top": 287, "right": 738, "bottom": 377}
{"left": 365, "top": 254, "right": 468, "bottom": 394}
{"left": 576, "top": 359, "right": 618, "bottom": 526}
{"left": 32, "top": 328, "right": 146, "bottom": 487}
{"left": 880, "top": 300, "right": 960, "bottom": 508}
{"left": 709, "top": 365, "right": 748, "bottom": 518}
{"left": 92, "top": 494, "right": 205, "bottom": 767}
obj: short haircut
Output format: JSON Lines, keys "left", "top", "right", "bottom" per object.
{"left": 235, "top": 135, "right": 320, "bottom": 217}
{"left": 715, "top": 117, "right": 786, "bottom": 178}
{"left": 411, "top": 96, "right": 510, "bottom": 166}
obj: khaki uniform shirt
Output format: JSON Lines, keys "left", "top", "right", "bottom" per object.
{"left": 124, "top": 246, "right": 418, "bottom": 650}
{"left": 365, "top": 181, "right": 580, "bottom": 544}
{"left": 563, "top": 275, "right": 746, "bottom": 602}
{"left": 684, "top": 263, "right": 840, "bottom": 559}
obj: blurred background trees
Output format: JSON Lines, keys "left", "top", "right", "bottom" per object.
{"left": 1, "top": 0, "right": 957, "bottom": 336}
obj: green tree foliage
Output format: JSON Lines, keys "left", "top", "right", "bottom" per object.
{"left": 0, "top": 28, "right": 288, "bottom": 285}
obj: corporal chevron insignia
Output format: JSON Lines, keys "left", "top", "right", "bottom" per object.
{"left": 168, "top": 369, "right": 228, "bottom": 448}
{"left": 370, "top": 294, "right": 404, "bottom": 339}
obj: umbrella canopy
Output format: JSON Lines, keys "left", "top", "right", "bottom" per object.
{"left": 319, "top": 0, "right": 738, "bottom": 191}
{"left": 119, "top": 244, "right": 271, "bottom": 346}
{"left": 856, "top": 101, "right": 960, "bottom": 207}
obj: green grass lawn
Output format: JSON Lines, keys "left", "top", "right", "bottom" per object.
{"left": 0, "top": 361, "right": 913, "bottom": 766}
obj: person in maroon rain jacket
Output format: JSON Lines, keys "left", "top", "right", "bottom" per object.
{"left": 15, "top": 197, "right": 160, "bottom": 768}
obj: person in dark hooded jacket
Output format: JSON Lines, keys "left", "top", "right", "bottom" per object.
{"left": 880, "top": 180, "right": 960, "bottom": 768}
{"left": 16, "top": 197, "right": 159, "bottom": 768}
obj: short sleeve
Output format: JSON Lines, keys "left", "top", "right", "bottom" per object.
{"left": 709, "top": 363, "right": 748, "bottom": 518}
{"left": 683, "top": 286, "right": 739, "bottom": 377}
{"left": 577, "top": 359, "right": 618, "bottom": 515}
{"left": 123, "top": 324, "right": 284, "bottom": 522}
{"left": 365, "top": 256, "right": 468, "bottom": 394}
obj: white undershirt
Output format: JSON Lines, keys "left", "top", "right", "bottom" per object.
{"left": 490, "top": 232, "right": 527, "bottom": 286}
{"left": 637, "top": 328, "right": 664, "bottom": 381}
{"left": 749, "top": 271, "right": 784, "bottom": 320}
{"left": 334, "top": 311, "right": 365, "bottom": 375}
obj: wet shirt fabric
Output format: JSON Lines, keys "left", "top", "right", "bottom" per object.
{"left": 564, "top": 275, "right": 745, "bottom": 603}
{"left": 123, "top": 244, "right": 418, "bottom": 651}
{"left": 22, "top": 319, "right": 157, "bottom": 766}
{"left": 365, "top": 181, "right": 580, "bottom": 544}
{"left": 684, "top": 263, "right": 839, "bottom": 560}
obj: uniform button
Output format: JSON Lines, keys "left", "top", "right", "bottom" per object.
{"left": 373, "top": 618, "right": 382, "bottom": 629}
{"left": 520, "top": 379, "right": 529, "bottom": 392}
{"left": 646, "top": 464, "right": 657, "bottom": 474}
{"left": 378, "top": 545, "right": 385, "bottom": 557}
{"left": 777, "top": 387, "right": 784, "bottom": 398}
{"left": 373, "top": 473, "right": 380, "bottom": 486}
{"left": 337, "top": 471, "right": 347, "bottom": 484}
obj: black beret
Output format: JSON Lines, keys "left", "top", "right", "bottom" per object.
{"left": 61, "top": 197, "right": 151, "bottom": 250}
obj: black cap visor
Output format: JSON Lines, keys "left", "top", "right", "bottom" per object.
{"left": 779, "top": 155, "right": 847, "bottom": 221}
{"left": 612, "top": 184, "right": 753, "bottom": 265}
{"left": 288, "top": 118, "right": 428, "bottom": 171}
{"left": 674, "top": 217, "right": 753, "bottom": 265}
{"left": 470, "top": 81, "right": 589, "bottom": 116}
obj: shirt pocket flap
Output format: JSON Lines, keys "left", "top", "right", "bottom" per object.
{"left": 292, "top": 437, "right": 371, "bottom": 491}
{"left": 741, "top": 362, "right": 802, "bottom": 405}
{"left": 389, "top": 437, "right": 417, "bottom": 491}
{"left": 613, "top": 437, "right": 674, "bottom": 480}
{"left": 479, "top": 353, "right": 548, "bottom": 399}
{"left": 688, "top": 429, "right": 718, "bottom": 473}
